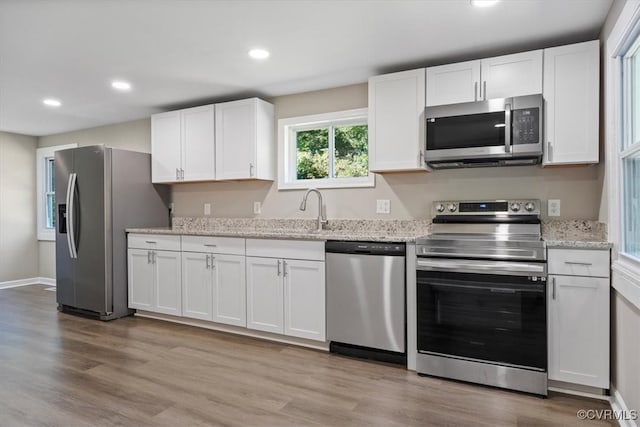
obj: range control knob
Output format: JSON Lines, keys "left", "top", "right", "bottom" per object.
{"left": 436, "top": 203, "right": 445, "bottom": 213}
{"left": 447, "top": 203, "right": 457, "bottom": 213}
{"left": 510, "top": 203, "right": 521, "bottom": 212}
{"left": 524, "top": 202, "right": 536, "bottom": 212}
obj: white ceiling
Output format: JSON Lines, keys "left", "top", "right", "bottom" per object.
{"left": 0, "top": 0, "right": 613, "bottom": 137}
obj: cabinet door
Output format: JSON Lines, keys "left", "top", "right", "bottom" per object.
{"left": 215, "top": 99, "right": 257, "bottom": 180}
{"left": 154, "top": 250, "right": 182, "bottom": 316}
{"left": 283, "top": 259, "right": 326, "bottom": 341}
{"left": 481, "top": 50, "right": 542, "bottom": 100}
{"left": 151, "top": 111, "right": 182, "bottom": 183}
{"left": 212, "top": 254, "right": 246, "bottom": 327}
{"left": 246, "top": 256, "right": 283, "bottom": 334}
{"left": 426, "top": 60, "right": 480, "bottom": 106}
{"left": 543, "top": 41, "right": 599, "bottom": 165}
{"left": 369, "top": 69, "right": 427, "bottom": 172}
{"left": 128, "top": 249, "right": 154, "bottom": 310}
{"left": 182, "top": 105, "right": 216, "bottom": 181}
{"left": 181, "top": 252, "right": 212, "bottom": 321}
{"left": 548, "top": 275, "right": 610, "bottom": 388}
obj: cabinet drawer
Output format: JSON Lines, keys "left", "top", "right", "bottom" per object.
{"left": 246, "top": 239, "right": 324, "bottom": 261}
{"left": 128, "top": 234, "right": 181, "bottom": 251}
{"left": 181, "top": 235, "right": 245, "bottom": 255}
{"left": 547, "top": 248, "right": 610, "bottom": 278}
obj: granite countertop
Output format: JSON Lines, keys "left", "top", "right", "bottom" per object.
{"left": 127, "top": 218, "right": 432, "bottom": 243}
{"left": 127, "top": 217, "right": 612, "bottom": 248}
{"left": 541, "top": 220, "right": 612, "bottom": 250}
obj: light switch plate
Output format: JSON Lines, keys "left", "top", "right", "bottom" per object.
{"left": 548, "top": 199, "right": 561, "bottom": 217}
{"left": 376, "top": 199, "right": 391, "bottom": 214}
{"left": 204, "top": 203, "right": 211, "bottom": 216}
{"left": 253, "top": 201, "right": 262, "bottom": 214}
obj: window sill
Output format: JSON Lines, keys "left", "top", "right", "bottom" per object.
{"left": 37, "top": 230, "right": 55, "bottom": 242}
{"left": 611, "top": 258, "right": 640, "bottom": 312}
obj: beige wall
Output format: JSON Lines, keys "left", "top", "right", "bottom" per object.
{"left": 38, "top": 118, "right": 151, "bottom": 152}
{"left": 0, "top": 131, "right": 38, "bottom": 282}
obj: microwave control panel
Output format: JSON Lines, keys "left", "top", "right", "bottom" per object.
{"left": 512, "top": 108, "right": 540, "bottom": 145}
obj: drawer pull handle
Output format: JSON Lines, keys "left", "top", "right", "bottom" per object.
{"left": 204, "top": 244, "right": 217, "bottom": 247}
{"left": 564, "top": 261, "right": 592, "bottom": 266}
{"left": 145, "top": 241, "right": 157, "bottom": 244}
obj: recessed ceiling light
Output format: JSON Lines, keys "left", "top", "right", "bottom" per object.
{"left": 42, "top": 98, "right": 62, "bottom": 107}
{"left": 248, "top": 49, "right": 270, "bottom": 60}
{"left": 111, "top": 80, "right": 132, "bottom": 91}
{"left": 471, "top": 0, "right": 499, "bottom": 7}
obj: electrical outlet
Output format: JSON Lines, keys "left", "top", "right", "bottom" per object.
{"left": 253, "top": 201, "right": 262, "bottom": 214}
{"left": 376, "top": 199, "right": 391, "bottom": 214}
{"left": 548, "top": 199, "right": 561, "bottom": 217}
{"left": 204, "top": 203, "right": 211, "bottom": 216}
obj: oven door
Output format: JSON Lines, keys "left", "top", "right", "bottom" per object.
{"left": 417, "top": 261, "right": 546, "bottom": 371}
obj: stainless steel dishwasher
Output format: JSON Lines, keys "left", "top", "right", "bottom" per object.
{"left": 325, "top": 241, "right": 406, "bottom": 365}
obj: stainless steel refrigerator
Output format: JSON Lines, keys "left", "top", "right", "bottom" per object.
{"left": 55, "top": 145, "right": 170, "bottom": 320}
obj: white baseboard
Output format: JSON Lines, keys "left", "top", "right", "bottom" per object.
{"left": 0, "top": 277, "right": 56, "bottom": 289}
{"left": 610, "top": 386, "right": 638, "bottom": 427}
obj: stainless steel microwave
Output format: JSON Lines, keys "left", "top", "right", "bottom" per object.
{"left": 424, "top": 94, "right": 543, "bottom": 169}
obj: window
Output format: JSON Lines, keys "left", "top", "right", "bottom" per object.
{"left": 37, "top": 144, "right": 76, "bottom": 241}
{"left": 278, "top": 108, "right": 374, "bottom": 189}
{"left": 621, "top": 34, "right": 640, "bottom": 260}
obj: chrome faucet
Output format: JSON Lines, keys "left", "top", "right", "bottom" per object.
{"left": 299, "top": 188, "right": 328, "bottom": 231}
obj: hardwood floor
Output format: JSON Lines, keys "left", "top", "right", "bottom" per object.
{"left": 0, "top": 285, "right": 614, "bottom": 427}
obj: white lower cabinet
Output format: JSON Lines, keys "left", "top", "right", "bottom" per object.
{"left": 283, "top": 259, "right": 326, "bottom": 341}
{"left": 182, "top": 252, "right": 212, "bottom": 320}
{"left": 547, "top": 248, "right": 610, "bottom": 389}
{"left": 130, "top": 235, "right": 326, "bottom": 343}
{"left": 246, "top": 257, "right": 284, "bottom": 334}
{"left": 181, "top": 239, "right": 247, "bottom": 326}
{"left": 128, "top": 249, "right": 181, "bottom": 315}
{"left": 128, "top": 248, "right": 155, "bottom": 311}
{"left": 245, "top": 239, "right": 326, "bottom": 341}
{"left": 154, "top": 250, "right": 182, "bottom": 316}
{"left": 212, "top": 254, "right": 246, "bottom": 327}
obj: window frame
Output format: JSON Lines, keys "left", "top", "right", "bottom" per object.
{"left": 607, "top": 1, "right": 640, "bottom": 310}
{"left": 277, "top": 108, "right": 374, "bottom": 190}
{"left": 36, "top": 143, "right": 77, "bottom": 241}
{"left": 618, "top": 14, "right": 640, "bottom": 268}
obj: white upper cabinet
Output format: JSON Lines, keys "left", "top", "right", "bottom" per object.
{"left": 369, "top": 69, "right": 427, "bottom": 172}
{"left": 182, "top": 105, "right": 216, "bottom": 181}
{"left": 543, "top": 40, "right": 600, "bottom": 166}
{"left": 151, "top": 111, "right": 182, "bottom": 183}
{"left": 425, "top": 50, "right": 542, "bottom": 107}
{"left": 426, "top": 60, "right": 480, "bottom": 106}
{"left": 215, "top": 98, "right": 275, "bottom": 180}
{"left": 152, "top": 105, "right": 215, "bottom": 183}
{"left": 480, "top": 50, "right": 543, "bottom": 100}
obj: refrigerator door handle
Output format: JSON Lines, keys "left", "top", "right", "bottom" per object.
{"left": 67, "top": 173, "right": 78, "bottom": 259}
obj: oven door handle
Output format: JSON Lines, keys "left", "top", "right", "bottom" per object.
{"left": 416, "top": 258, "right": 546, "bottom": 276}
{"left": 423, "top": 281, "right": 543, "bottom": 294}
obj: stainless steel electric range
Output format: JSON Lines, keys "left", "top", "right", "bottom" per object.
{"left": 415, "top": 199, "right": 547, "bottom": 396}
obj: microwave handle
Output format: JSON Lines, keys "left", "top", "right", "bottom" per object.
{"left": 504, "top": 103, "right": 511, "bottom": 153}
